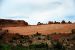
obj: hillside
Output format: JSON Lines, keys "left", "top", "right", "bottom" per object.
{"left": 0, "top": 19, "right": 28, "bottom": 27}
{"left": 2, "top": 24, "right": 75, "bottom": 35}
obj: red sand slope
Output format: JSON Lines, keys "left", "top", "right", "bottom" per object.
{"left": 2, "top": 24, "right": 75, "bottom": 35}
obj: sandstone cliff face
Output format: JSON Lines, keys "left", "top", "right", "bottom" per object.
{"left": 0, "top": 19, "right": 28, "bottom": 27}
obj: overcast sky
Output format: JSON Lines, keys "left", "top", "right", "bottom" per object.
{"left": 0, "top": 0, "right": 75, "bottom": 24}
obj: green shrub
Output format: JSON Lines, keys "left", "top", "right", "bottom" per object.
{"left": 0, "top": 44, "right": 11, "bottom": 50}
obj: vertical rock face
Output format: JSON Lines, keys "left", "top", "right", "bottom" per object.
{"left": 0, "top": 19, "right": 28, "bottom": 27}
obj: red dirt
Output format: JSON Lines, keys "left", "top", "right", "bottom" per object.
{"left": 2, "top": 24, "right": 75, "bottom": 35}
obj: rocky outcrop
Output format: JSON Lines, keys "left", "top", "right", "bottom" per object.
{"left": 0, "top": 19, "right": 28, "bottom": 27}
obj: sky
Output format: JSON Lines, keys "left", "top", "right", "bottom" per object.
{"left": 0, "top": 0, "right": 75, "bottom": 25}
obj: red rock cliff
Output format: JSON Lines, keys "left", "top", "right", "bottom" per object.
{"left": 0, "top": 19, "right": 28, "bottom": 27}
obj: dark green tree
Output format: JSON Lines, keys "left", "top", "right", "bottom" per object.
{"left": 68, "top": 21, "right": 72, "bottom": 24}
{"left": 61, "top": 20, "right": 66, "bottom": 24}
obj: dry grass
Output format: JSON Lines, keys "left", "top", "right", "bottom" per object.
{"left": 2, "top": 24, "right": 75, "bottom": 35}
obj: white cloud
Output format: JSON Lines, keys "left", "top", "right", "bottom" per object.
{"left": 0, "top": 0, "right": 75, "bottom": 24}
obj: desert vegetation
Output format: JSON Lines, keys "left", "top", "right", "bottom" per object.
{"left": 37, "top": 20, "right": 73, "bottom": 25}
{"left": 0, "top": 28, "right": 75, "bottom": 50}
{"left": 0, "top": 19, "right": 75, "bottom": 50}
